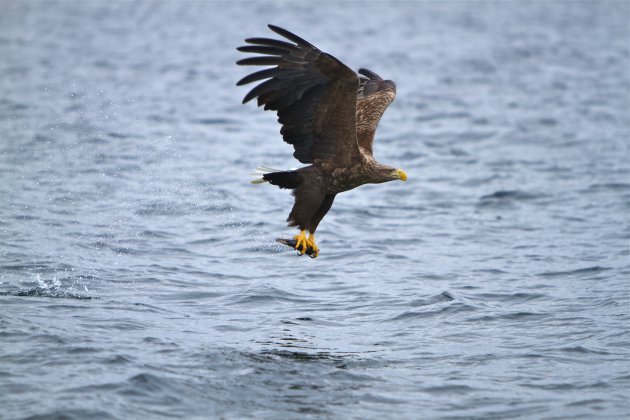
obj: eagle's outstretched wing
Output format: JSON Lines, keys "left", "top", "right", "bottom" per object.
{"left": 237, "top": 25, "right": 361, "bottom": 165}
{"left": 355, "top": 68, "right": 397, "bottom": 157}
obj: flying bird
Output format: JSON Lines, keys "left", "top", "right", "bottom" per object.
{"left": 237, "top": 24, "right": 407, "bottom": 258}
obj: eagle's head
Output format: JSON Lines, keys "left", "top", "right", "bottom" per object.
{"left": 391, "top": 168, "right": 408, "bottom": 182}
{"left": 373, "top": 165, "right": 407, "bottom": 183}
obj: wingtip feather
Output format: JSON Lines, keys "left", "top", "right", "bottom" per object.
{"left": 267, "top": 24, "right": 316, "bottom": 49}
{"left": 358, "top": 68, "right": 383, "bottom": 80}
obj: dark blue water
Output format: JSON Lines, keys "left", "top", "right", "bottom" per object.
{"left": 1, "top": 1, "right": 629, "bottom": 419}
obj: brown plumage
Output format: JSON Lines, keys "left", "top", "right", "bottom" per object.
{"left": 237, "top": 25, "right": 407, "bottom": 257}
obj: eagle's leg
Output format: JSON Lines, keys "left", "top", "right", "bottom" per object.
{"left": 293, "top": 230, "right": 308, "bottom": 255}
{"left": 307, "top": 232, "right": 319, "bottom": 258}
{"left": 304, "top": 194, "right": 335, "bottom": 259}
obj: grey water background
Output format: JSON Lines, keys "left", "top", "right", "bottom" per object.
{"left": 1, "top": 1, "right": 629, "bottom": 418}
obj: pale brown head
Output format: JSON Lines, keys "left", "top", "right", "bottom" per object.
{"left": 372, "top": 164, "right": 408, "bottom": 184}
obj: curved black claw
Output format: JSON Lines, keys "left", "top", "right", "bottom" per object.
{"left": 276, "top": 238, "right": 317, "bottom": 257}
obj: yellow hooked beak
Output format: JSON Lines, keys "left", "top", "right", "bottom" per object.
{"left": 397, "top": 169, "right": 408, "bottom": 182}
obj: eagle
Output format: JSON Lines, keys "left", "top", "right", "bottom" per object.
{"left": 237, "top": 25, "right": 407, "bottom": 258}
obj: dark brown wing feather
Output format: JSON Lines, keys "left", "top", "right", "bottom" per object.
{"left": 355, "top": 68, "right": 396, "bottom": 156}
{"left": 237, "top": 25, "right": 361, "bottom": 164}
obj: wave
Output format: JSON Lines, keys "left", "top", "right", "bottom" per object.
{"left": 537, "top": 266, "right": 611, "bottom": 278}
{"left": 0, "top": 287, "right": 93, "bottom": 300}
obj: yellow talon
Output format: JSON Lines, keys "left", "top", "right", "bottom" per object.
{"left": 307, "top": 233, "right": 319, "bottom": 258}
{"left": 293, "top": 230, "right": 308, "bottom": 255}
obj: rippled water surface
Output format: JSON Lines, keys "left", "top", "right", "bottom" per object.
{"left": 1, "top": 1, "right": 629, "bottom": 419}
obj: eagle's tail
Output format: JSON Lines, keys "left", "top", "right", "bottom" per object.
{"left": 250, "top": 166, "right": 301, "bottom": 189}
{"left": 250, "top": 166, "right": 280, "bottom": 184}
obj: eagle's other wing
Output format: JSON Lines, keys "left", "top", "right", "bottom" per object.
{"left": 355, "top": 68, "right": 396, "bottom": 157}
{"left": 237, "top": 25, "right": 361, "bottom": 165}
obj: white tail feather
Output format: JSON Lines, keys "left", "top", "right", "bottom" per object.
{"left": 250, "top": 165, "right": 282, "bottom": 176}
{"left": 250, "top": 165, "right": 298, "bottom": 185}
{"left": 250, "top": 165, "right": 283, "bottom": 185}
